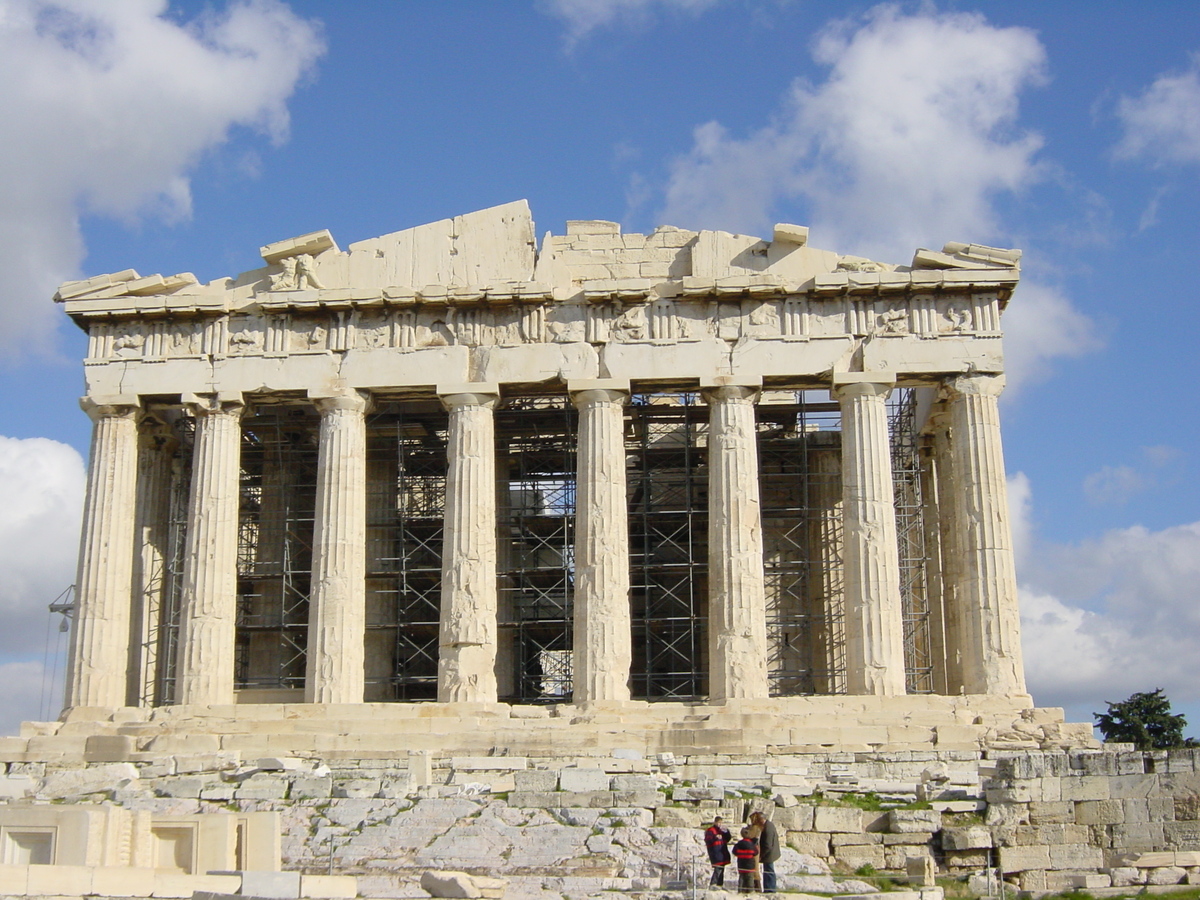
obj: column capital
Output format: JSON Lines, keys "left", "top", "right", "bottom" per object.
{"left": 701, "top": 384, "right": 760, "bottom": 404}
{"left": 310, "top": 389, "right": 371, "bottom": 415}
{"left": 437, "top": 382, "right": 500, "bottom": 411}
{"left": 182, "top": 392, "right": 245, "bottom": 417}
{"left": 945, "top": 373, "right": 1006, "bottom": 399}
{"left": 569, "top": 378, "right": 630, "bottom": 407}
{"left": 79, "top": 395, "right": 140, "bottom": 420}
{"left": 832, "top": 372, "right": 895, "bottom": 401}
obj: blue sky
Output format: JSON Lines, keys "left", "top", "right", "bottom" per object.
{"left": 0, "top": 0, "right": 1197, "bottom": 736}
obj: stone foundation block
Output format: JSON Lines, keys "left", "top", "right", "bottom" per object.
{"left": 815, "top": 806, "right": 863, "bottom": 833}
{"left": 1060, "top": 776, "right": 1111, "bottom": 801}
{"left": 507, "top": 790, "right": 558, "bottom": 807}
{"left": 84, "top": 734, "right": 135, "bottom": 762}
{"left": 832, "top": 832, "right": 883, "bottom": 846}
{"left": 834, "top": 844, "right": 885, "bottom": 869}
{"left": 422, "top": 870, "right": 483, "bottom": 898}
{"left": 886, "top": 846, "right": 931, "bottom": 869}
{"left": 1017, "top": 870, "right": 1047, "bottom": 891}
{"left": 674, "top": 786, "right": 725, "bottom": 801}
{"left": 1109, "top": 774, "right": 1159, "bottom": 799}
{"left": 293, "top": 775, "right": 334, "bottom": 799}
{"left": 657, "top": 806, "right": 700, "bottom": 830}
{"left": 1049, "top": 843, "right": 1104, "bottom": 869}
{"left": 611, "top": 773, "right": 657, "bottom": 791}
{"left": 1108, "top": 866, "right": 1145, "bottom": 886}
{"left": 774, "top": 805, "right": 815, "bottom": 831}
{"left": 1000, "top": 844, "right": 1051, "bottom": 872}
{"left": 1166, "top": 821, "right": 1200, "bottom": 844}
{"left": 1028, "top": 801, "right": 1073, "bottom": 824}
{"left": 300, "top": 873, "right": 358, "bottom": 899}
{"left": 242, "top": 870, "right": 302, "bottom": 897}
{"left": 613, "top": 789, "right": 662, "bottom": 807}
{"left": 1114, "top": 822, "right": 1166, "bottom": 850}
{"left": 883, "top": 833, "right": 933, "bottom": 845}
{"left": 235, "top": 774, "right": 289, "bottom": 799}
{"left": 1175, "top": 795, "right": 1200, "bottom": 820}
{"left": 943, "top": 849, "right": 990, "bottom": 869}
{"left": 906, "top": 855, "right": 936, "bottom": 887}
{"left": 514, "top": 770, "right": 558, "bottom": 792}
{"left": 1148, "top": 866, "right": 1187, "bottom": 884}
{"left": 1076, "top": 799, "right": 1124, "bottom": 825}
{"left": 788, "top": 832, "right": 831, "bottom": 857}
{"left": 560, "top": 768, "right": 612, "bottom": 792}
{"left": 941, "top": 826, "right": 992, "bottom": 850}
{"left": 888, "top": 809, "right": 941, "bottom": 833}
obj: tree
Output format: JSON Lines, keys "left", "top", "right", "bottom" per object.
{"left": 1094, "top": 689, "right": 1197, "bottom": 750}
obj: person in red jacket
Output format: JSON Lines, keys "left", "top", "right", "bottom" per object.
{"left": 704, "top": 816, "right": 732, "bottom": 886}
{"left": 732, "top": 826, "right": 761, "bottom": 893}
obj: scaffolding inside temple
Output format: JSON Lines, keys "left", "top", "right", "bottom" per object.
{"left": 146, "top": 385, "right": 936, "bottom": 705}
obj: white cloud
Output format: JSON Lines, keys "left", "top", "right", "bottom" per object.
{"left": 541, "top": 0, "right": 718, "bottom": 46}
{"left": 0, "top": 435, "right": 85, "bottom": 733}
{"left": 657, "top": 5, "right": 1094, "bottom": 392}
{"left": 1116, "top": 54, "right": 1200, "bottom": 166}
{"left": 999, "top": 281, "right": 1098, "bottom": 395}
{"left": 660, "top": 5, "right": 1048, "bottom": 257}
{"left": 1013, "top": 470, "right": 1200, "bottom": 721}
{"left": 1082, "top": 465, "right": 1147, "bottom": 507}
{"left": 0, "top": 0, "right": 324, "bottom": 356}
{"left": 0, "top": 436, "right": 86, "bottom": 653}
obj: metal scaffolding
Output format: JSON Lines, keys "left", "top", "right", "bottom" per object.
{"left": 626, "top": 392, "right": 709, "bottom": 700}
{"left": 363, "top": 399, "right": 448, "bottom": 701}
{"left": 758, "top": 390, "right": 847, "bottom": 696}
{"left": 496, "top": 394, "right": 577, "bottom": 703}
{"left": 234, "top": 407, "right": 318, "bottom": 691}
{"left": 889, "top": 388, "right": 934, "bottom": 693}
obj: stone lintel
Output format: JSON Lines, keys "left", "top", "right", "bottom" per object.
{"left": 566, "top": 378, "right": 631, "bottom": 395}
{"left": 832, "top": 371, "right": 897, "bottom": 387}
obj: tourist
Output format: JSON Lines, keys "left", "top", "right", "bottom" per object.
{"left": 704, "top": 815, "right": 732, "bottom": 885}
{"left": 732, "top": 826, "right": 761, "bottom": 894}
{"left": 749, "top": 810, "right": 780, "bottom": 893}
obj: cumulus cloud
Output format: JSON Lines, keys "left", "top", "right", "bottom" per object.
{"left": 0, "top": 0, "right": 324, "bottom": 355}
{"left": 0, "top": 437, "right": 86, "bottom": 648}
{"left": 541, "top": 0, "right": 718, "bottom": 46}
{"left": 1012, "top": 471, "right": 1200, "bottom": 723}
{"left": 660, "top": 5, "right": 1048, "bottom": 257}
{"left": 999, "top": 281, "right": 1099, "bottom": 394}
{"left": 0, "top": 436, "right": 86, "bottom": 733}
{"left": 1116, "top": 54, "right": 1200, "bottom": 166}
{"left": 656, "top": 5, "right": 1094, "bottom": 390}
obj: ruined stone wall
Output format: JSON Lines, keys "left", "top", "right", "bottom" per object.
{"left": 2, "top": 747, "right": 1197, "bottom": 898}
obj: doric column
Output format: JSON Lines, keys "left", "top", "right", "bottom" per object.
{"left": 570, "top": 380, "right": 632, "bottom": 704}
{"left": 704, "top": 383, "right": 769, "bottom": 702}
{"left": 305, "top": 391, "right": 370, "bottom": 704}
{"left": 177, "top": 394, "right": 245, "bottom": 706}
{"left": 805, "top": 430, "right": 844, "bottom": 694}
{"left": 945, "top": 374, "right": 1026, "bottom": 695}
{"left": 130, "top": 417, "right": 178, "bottom": 706}
{"left": 917, "top": 425, "right": 952, "bottom": 696}
{"left": 832, "top": 374, "right": 907, "bottom": 696}
{"left": 66, "top": 397, "right": 141, "bottom": 709}
{"left": 437, "top": 384, "right": 500, "bottom": 703}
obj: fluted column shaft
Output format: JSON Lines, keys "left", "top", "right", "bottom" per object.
{"left": 177, "top": 396, "right": 245, "bottom": 706}
{"left": 306, "top": 392, "right": 370, "bottom": 704}
{"left": 67, "top": 399, "right": 140, "bottom": 709}
{"left": 917, "top": 428, "right": 951, "bottom": 696}
{"left": 833, "top": 377, "right": 907, "bottom": 696}
{"left": 704, "top": 384, "right": 769, "bottom": 701}
{"left": 571, "top": 383, "right": 632, "bottom": 703}
{"left": 131, "top": 420, "right": 177, "bottom": 706}
{"left": 438, "top": 386, "right": 500, "bottom": 703}
{"left": 946, "top": 374, "right": 1026, "bottom": 694}
{"left": 929, "top": 410, "right": 965, "bottom": 693}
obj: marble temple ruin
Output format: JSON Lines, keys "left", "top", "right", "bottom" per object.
{"left": 12, "top": 202, "right": 1200, "bottom": 898}
{"left": 51, "top": 200, "right": 1038, "bottom": 729}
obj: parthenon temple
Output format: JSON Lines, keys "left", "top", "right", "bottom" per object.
{"left": 50, "top": 200, "right": 1075, "bottom": 756}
